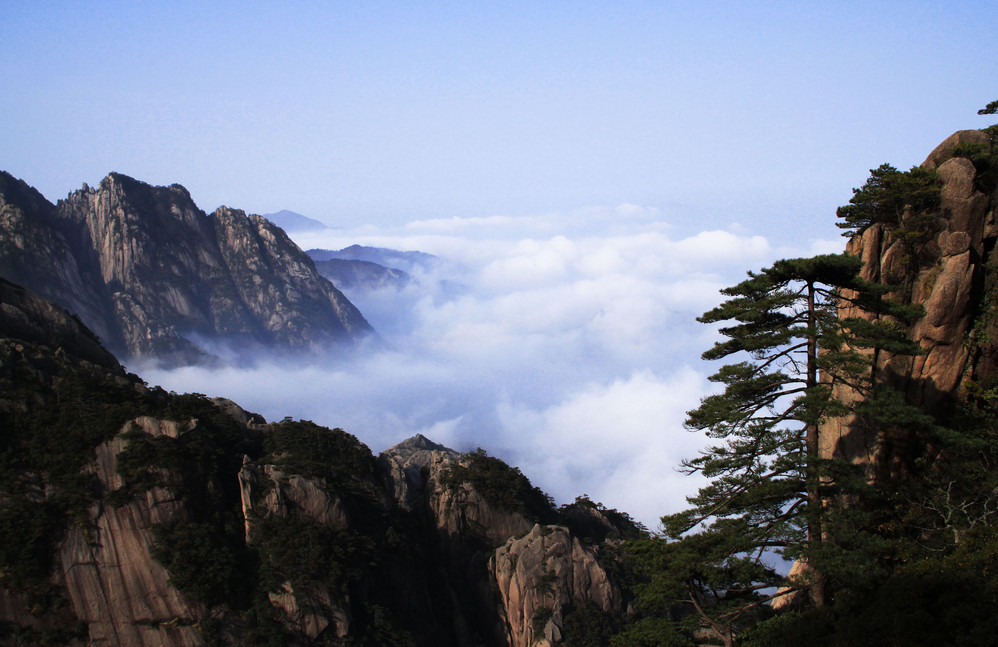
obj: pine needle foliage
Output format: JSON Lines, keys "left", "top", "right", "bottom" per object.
{"left": 659, "top": 253, "right": 922, "bottom": 645}
{"left": 835, "top": 163, "right": 942, "bottom": 238}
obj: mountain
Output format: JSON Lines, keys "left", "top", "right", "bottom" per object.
{"left": 821, "top": 129, "right": 998, "bottom": 474}
{"left": 4, "top": 126, "right": 998, "bottom": 645}
{"left": 306, "top": 245, "right": 468, "bottom": 296}
{"left": 0, "top": 172, "right": 373, "bottom": 366}
{"left": 311, "top": 257, "right": 411, "bottom": 291}
{"left": 261, "top": 209, "right": 331, "bottom": 233}
{"left": 307, "top": 244, "right": 441, "bottom": 275}
{"left": 0, "top": 282, "right": 638, "bottom": 646}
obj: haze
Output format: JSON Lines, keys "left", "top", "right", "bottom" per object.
{"left": 3, "top": 1, "right": 997, "bottom": 528}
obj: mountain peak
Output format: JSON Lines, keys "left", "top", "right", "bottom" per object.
{"left": 0, "top": 170, "right": 374, "bottom": 365}
{"left": 384, "top": 433, "right": 455, "bottom": 457}
{"left": 262, "top": 209, "right": 330, "bottom": 233}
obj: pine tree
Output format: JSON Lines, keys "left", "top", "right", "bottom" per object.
{"left": 660, "top": 253, "right": 922, "bottom": 645}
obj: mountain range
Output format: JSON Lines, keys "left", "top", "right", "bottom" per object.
{"left": 2, "top": 126, "right": 998, "bottom": 645}
{"left": 0, "top": 276, "right": 637, "bottom": 646}
{"left": 0, "top": 172, "right": 373, "bottom": 366}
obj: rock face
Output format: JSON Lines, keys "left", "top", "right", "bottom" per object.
{"left": 821, "top": 129, "right": 998, "bottom": 475}
{"left": 0, "top": 171, "right": 372, "bottom": 365}
{"left": 59, "top": 417, "right": 202, "bottom": 647}
{"left": 492, "top": 524, "right": 622, "bottom": 647}
{"left": 0, "top": 285, "right": 629, "bottom": 646}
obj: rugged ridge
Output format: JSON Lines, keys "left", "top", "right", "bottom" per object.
{"left": 0, "top": 171, "right": 372, "bottom": 365}
{"left": 0, "top": 281, "right": 629, "bottom": 646}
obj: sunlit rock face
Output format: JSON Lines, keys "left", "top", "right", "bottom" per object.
{"left": 0, "top": 171, "right": 373, "bottom": 366}
{"left": 491, "top": 524, "right": 623, "bottom": 647}
{"left": 822, "top": 130, "right": 998, "bottom": 476}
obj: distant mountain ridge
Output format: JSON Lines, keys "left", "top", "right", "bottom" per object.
{"left": 306, "top": 244, "right": 448, "bottom": 293}
{"left": 0, "top": 171, "right": 373, "bottom": 365}
{"left": 311, "top": 257, "right": 411, "bottom": 291}
{"left": 261, "top": 209, "right": 331, "bottom": 233}
{"left": 308, "top": 244, "right": 441, "bottom": 275}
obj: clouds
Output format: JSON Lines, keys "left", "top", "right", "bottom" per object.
{"left": 143, "top": 206, "right": 840, "bottom": 530}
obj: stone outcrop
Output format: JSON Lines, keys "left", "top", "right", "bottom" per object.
{"left": 57, "top": 417, "right": 201, "bottom": 647}
{"left": 821, "top": 129, "right": 998, "bottom": 474}
{"left": 0, "top": 287, "right": 630, "bottom": 646}
{"left": 0, "top": 171, "right": 373, "bottom": 365}
{"left": 491, "top": 524, "right": 622, "bottom": 647}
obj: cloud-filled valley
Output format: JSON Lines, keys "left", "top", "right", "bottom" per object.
{"left": 143, "top": 205, "right": 840, "bottom": 530}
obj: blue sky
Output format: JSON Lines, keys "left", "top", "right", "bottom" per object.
{"left": 4, "top": 1, "right": 998, "bottom": 527}
{"left": 3, "top": 1, "right": 996, "bottom": 239}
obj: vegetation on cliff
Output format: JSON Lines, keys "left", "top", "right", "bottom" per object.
{"left": 612, "top": 107, "right": 998, "bottom": 646}
{"left": 5, "top": 108, "right": 998, "bottom": 647}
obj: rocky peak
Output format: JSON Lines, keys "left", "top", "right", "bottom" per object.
{"left": 0, "top": 277, "right": 120, "bottom": 371}
{"left": 0, "top": 171, "right": 59, "bottom": 222}
{"left": 385, "top": 433, "right": 457, "bottom": 459}
{"left": 491, "top": 524, "right": 623, "bottom": 647}
{"left": 0, "top": 170, "right": 374, "bottom": 365}
{"left": 823, "top": 129, "right": 998, "bottom": 474}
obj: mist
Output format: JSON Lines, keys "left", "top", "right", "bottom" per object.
{"left": 143, "top": 205, "right": 841, "bottom": 530}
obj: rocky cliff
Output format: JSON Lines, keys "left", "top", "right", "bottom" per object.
{"left": 0, "top": 282, "right": 631, "bottom": 646}
{"left": 0, "top": 172, "right": 372, "bottom": 366}
{"left": 822, "top": 128, "right": 998, "bottom": 475}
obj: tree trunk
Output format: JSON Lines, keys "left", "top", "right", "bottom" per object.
{"left": 806, "top": 281, "right": 827, "bottom": 607}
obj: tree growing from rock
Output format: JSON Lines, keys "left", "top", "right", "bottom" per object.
{"left": 657, "top": 253, "right": 921, "bottom": 646}
{"left": 835, "top": 163, "right": 943, "bottom": 297}
{"left": 978, "top": 99, "right": 998, "bottom": 116}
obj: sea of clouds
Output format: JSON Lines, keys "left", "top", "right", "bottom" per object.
{"left": 143, "top": 204, "right": 841, "bottom": 530}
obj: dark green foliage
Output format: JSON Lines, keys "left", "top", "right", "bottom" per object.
{"left": 242, "top": 595, "right": 295, "bottom": 647}
{"left": 440, "top": 448, "right": 557, "bottom": 523}
{"left": 151, "top": 521, "right": 245, "bottom": 606}
{"left": 252, "top": 513, "right": 375, "bottom": 593}
{"left": 835, "top": 163, "right": 944, "bottom": 298}
{"left": 671, "top": 254, "right": 918, "bottom": 541}
{"left": 651, "top": 254, "right": 924, "bottom": 643}
{"left": 345, "top": 605, "right": 419, "bottom": 647}
{"left": 608, "top": 537, "right": 698, "bottom": 647}
{"left": 0, "top": 496, "right": 67, "bottom": 591}
{"left": 835, "top": 163, "right": 942, "bottom": 238}
{"left": 560, "top": 495, "right": 647, "bottom": 543}
{"left": 531, "top": 606, "right": 554, "bottom": 636}
{"left": 263, "top": 419, "right": 377, "bottom": 493}
{"left": 740, "top": 525, "right": 998, "bottom": 647}
{"left": 0, "top": 347, "right": 155, "bottom": 613}
{"left": 979, "top": 99, "right": 998, "bottom": 115}
{"left": 561, "top": 603, "right": 623, "bottom": 646}
{"left": 0, "top": 340, "right": 258, "bottom": 635}
{"left": 610, "top": 617, "right": 696, "bottom": 647}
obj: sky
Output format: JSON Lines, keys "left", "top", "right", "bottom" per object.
{"left": 3, "top": 1, "right": 998, "bottom": 529}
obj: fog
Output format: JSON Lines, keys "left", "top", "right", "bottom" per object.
{"left": 143, "top": 205, "right": 841, "bottom": 530}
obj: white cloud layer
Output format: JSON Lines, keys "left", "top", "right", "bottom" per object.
{"left": 143, "top": 205, "right": 842, "bottom": 531}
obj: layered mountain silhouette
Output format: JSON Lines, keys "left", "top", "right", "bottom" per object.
{"left": 0, "top": 278, "right": 638, "bottom": 646}
{"left": 261, "top": 209, "right": 332, "bottom": 233}
{"left": 0, "top": 172, "right": 373, "bottom": 366}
